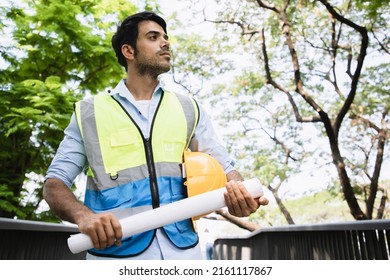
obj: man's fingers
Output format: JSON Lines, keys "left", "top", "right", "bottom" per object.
{"left": 223, "top": 190, "right": 234, "bottom": 215}
{"left": 231, "top": 181, "right": 250, "bottom": 216}
{"left": 259, "top": 196, "right": 269, "bottom": 206}
{"left": 87, "top": 229, "right": 100, "bottom": 249}
{"left": 225, "top": 183, "right": 243, "bottom": 216}
{"left": 236, "top": 181, "right": 259, "bottom": 213}
{"left": 225, "top": 180, "right": 265, "bottom": 217}
{"left": 79, "top": 213, "right": 123, "bottom": 249}
{"left": 225, "top": 188, "right": 242, "bottom": 216}
{"left": 101, "top": 214, "right": 123, "bottom": 248}
{"left": 102, "top": 222, "right": 116, "bottom": 248}
{"left": 110, "top": 217, "right": 123, "bottom": 246}
{"left": 225, "top": 181, "right": 247, "bottom": 217}
{"left": 96, "top": 223, "right": 108, "bottom": 249}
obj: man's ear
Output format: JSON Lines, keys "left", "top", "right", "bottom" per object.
{"left": 121, "top": 44, "right": 134, "bottom": 60}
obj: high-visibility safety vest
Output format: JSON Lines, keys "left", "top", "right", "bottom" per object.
{"left": 74, "top": 91, "right": 199, "bottom": 257}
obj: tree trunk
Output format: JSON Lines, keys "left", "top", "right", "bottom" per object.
{"left": 326, "top": 123, "right": 367, "bottom": 220}
{"left": 376, "top": 192, "right": 388, "bottom": 220}
{"left": 268, "top": 187, "right": 295, "bottom": 224}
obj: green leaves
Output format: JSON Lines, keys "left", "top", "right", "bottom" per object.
{"left": 0, "top": 0, "right": 157, "bottom": 220}
{"left": 0, "top": 185, "right": 25, "bottom": 218}
{"left": 3, "top": 76, "right": 76, "bottom": 136}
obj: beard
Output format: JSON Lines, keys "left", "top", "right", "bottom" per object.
{"left": 134, "top": 49, "right": 171, "bottom": 78}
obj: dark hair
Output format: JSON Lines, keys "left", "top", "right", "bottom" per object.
{"left": 111, "top": 11, "right": 167, "bottom": 71}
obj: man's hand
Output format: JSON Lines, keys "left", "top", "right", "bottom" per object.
{"left": 224, "top": 180, "right": 269, "bottom": 217}
{"left": 77, "top": 212, "right": 123, "bottom": 250}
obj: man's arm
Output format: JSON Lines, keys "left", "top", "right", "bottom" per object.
{"left": 43, "top": 178, "right": 90, "bottom": 223}
{"left": 44, "top": 113, "right": 122, "bottom": 249}
{"left": 44, "top": 178, "right": 123, "bottom": 249}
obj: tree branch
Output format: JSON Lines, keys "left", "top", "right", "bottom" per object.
{"left": 256, "top": 1, "right": 329, "bottom": 122}
{"left": 267, "top": 182, "right": 295, "bottom": 224}
{"left": 318, "top": 0, "right": 369, "bottom": 135}
{"left": 254, "top": 0, "right": 279, "bottom": 13}
{"left": 260, "top": 28, "right": 321, "bottom": 123}
{"left": 214, "top": 209, "right": 260, "bottom": 231}
{"left": 203, "top": 17, "right": 261, "bottom": 39}
{"left": 371, "top": 30, "right": 390, "bottom": 55}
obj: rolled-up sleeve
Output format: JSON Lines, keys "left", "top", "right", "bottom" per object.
{"left": 190, "top": 104, "right": 235, "bottom": 174}
{"left": 45, "top": 113, "right": 87, "bottom": 187}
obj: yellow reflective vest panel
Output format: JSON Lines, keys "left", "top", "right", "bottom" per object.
{"left": 74, "top": 91, "right": 199, "bottom": 257}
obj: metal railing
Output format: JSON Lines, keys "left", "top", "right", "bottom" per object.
{"left": 213, "top": 220, "right": 390, "bottom": 260}
{"left": 0, "top": 217, "right": 86, "bottom": 260}
{"left": 1, "top": 218, "right": 389, "bottom": 260}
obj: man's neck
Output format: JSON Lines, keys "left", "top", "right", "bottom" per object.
{"left": 125, "top": 71, "right": 159, "bottom": 101}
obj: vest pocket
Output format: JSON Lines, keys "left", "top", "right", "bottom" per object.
{"left": 158, "top": 138, "right": 186, "bottom": 162}
{"left": 108, "top": 128, "right": 145, "bottom": 171}
{"left": 88, "top": 182, "right": 135, "bottom": 211}
{"left": 110, "top": 128, "right": 139, "bottom": 147}
{"left": 174, "top": 219, "right": 192, "bottom": 233}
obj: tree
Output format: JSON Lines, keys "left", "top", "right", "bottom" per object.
{"left": 194, "top": 0, "right": 389, "bottom": 222}
{"left": 0, "top": 0, "right": 152, "bottom": 220}
{"left": 166, "top": 13, "right": 234, "bottom": 96}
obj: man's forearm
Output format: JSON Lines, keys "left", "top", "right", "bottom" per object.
{"left": 43, "top": 178, "right": 123, "bottom": 249}
{"left": 43, "top": 178, "right": 92, "bottom": 224}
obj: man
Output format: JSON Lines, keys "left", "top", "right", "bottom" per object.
{"left": 43, "top": 11, "right": 268, "bottom": 260}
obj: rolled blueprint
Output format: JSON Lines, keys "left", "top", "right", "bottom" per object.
{"left": 67, "top": 178, "right": 263, "bottom": 254}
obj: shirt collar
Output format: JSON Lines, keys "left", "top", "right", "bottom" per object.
{"left": 110, "top": 79, "right": 163, "bottom": 102}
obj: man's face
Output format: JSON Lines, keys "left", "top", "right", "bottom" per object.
{"left": 133, "top": 20, "right": 171, "bottom": 77}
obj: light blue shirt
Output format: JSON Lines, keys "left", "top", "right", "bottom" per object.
{"left": 45, "top": 79, "right": 235, "bottom": 187}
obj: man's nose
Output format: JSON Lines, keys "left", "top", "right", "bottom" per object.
{"left": 161, "top": 37, "right": 170, "bottom": 49}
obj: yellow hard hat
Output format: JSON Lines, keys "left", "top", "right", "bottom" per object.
{"left": 183, "top": 150, "right": 227, "bottom": 197}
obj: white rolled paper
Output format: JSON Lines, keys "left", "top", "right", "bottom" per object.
{"left": 67, "top": 177, "right": 263, "bottom": 254}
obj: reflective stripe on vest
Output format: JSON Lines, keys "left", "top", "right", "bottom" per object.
{"left": 74, "top": 91, "right": 199, "bottom": 257}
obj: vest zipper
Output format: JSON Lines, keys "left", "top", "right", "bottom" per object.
{"left": 146, "top": 92, "right": 164, "bottom": 209}
{"left": 144, "top": 138, "right": 159, "bottom": 208}
{"left": 110, "top": 93, "right": 164, "bottom": 209}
